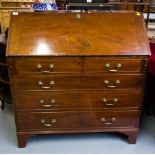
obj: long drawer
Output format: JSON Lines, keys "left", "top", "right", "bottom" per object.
{"left": 8, "top": 57, "right": 145, "bottom": 74}
{"left": 12, "top": 74, "right": 145, "bottom": 90}
{"left": 15, "top": 91, "right": 142, "bottom": 110}
{"left": 16, "top": 110, "right": 139, "bottom": 131}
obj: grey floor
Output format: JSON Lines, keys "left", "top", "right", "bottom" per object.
{"left": 1, "top": 104, "right": 155, "bottom": 154}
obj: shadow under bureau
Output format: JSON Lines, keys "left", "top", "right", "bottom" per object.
{"left": 6, "top": 11, "right": 150, "bottom": 148}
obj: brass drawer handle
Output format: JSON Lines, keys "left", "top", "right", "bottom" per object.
{"left": 40, "top": 99, "right": 55, "bottom": 108}
{"left": 100, "top": 117, "right": 116, "bottom": 125}
{"left": 40, "top": 119, "right": 56, "bottom": 127}
{"left": 102, "top": 98, "right": 118, "bottom": 106}
{"left": 105, "top": 63, "right": 122, "bottom": 72}
{"left": 104, "top": 80, "right": 120, "bottom": 88}
{"left": 36, "top": 64, "right": 54, "bottom": 73}
{"left": 38, "top": 81, "right": 55, "bottom": 89}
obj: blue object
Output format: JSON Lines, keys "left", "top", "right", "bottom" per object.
{"left": 32, "top": 3, "right": 57, "bottom": 11}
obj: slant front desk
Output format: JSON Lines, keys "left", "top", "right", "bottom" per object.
{"left": 7, "top": 12, "right": 150, "bottom": 148}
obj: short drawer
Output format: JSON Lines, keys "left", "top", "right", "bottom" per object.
{"left": 80, "top": 110, "right": 139, "bottom": 128}
{"left": 15, "top": 91, "right": 80, "bottom": 110}
{"left": 16, "top": 111, "right": 80, "bottom": 131}
{"left": 8, "top": 57, "right": 81, "bottom": 74}
{"left": 15, "top": 91, "right": 142, "bottom": 110}
{"left": 84, "top": 57, "right": 146, "bottom": 73}
{"left": 12, "top": 74, "right": 145, "bottom": 91}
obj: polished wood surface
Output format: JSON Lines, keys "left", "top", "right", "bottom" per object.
{"left": 7, "top": 12, "right": 150, "bottom": 56}
{"left": 80, "top": 110, "right": 139, "bottom": 128}
{"left": 8, "top": 57, "right": 147, "bottom": 74}
{"left": 16, "top": 110, "right": 139, "bottom": 130}
{"left": 7, "top": 12, "right": 150, "bottom": 147}
{"left": 12, "top": 74, "right": 145, "bottom": 90}
{"left": 8, "top": 57, "right": 81, "bottom": 74}
{"left": 84, "top": 57, "right": 147, "bottom": 73}
{"left": 17, "top": 111, "right": 80, "bottom": 130}
{"left": 15, "top": 91, "right": 142, "bottom": 110}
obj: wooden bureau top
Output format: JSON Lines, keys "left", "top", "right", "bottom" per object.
{"left": 7, "top": 11, "right": 150, "bottom": 56}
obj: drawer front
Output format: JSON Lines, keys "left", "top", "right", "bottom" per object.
{"left": 16, "top": 110, "right": 139, "bottom": 131}
{"left": 84, "top": 57, "right": 145, "bottom": 73}
{"left": 12, "top": 74, "right": 145, "bottom": 90}
{"left": 80, "top": 110, "right": 139, "bottom": 128}
{"left": 8, "top": 57, "right": 147, "bottom": 74}
{"left": 15, "top": 91, "right": 80, "bottom": 110}
{"left": 15, "top": 91, "right": 142, "bottom": 110}
{"left": 8, "top": 57, "right": 81, "bottom": 74}
{"left": 16, "top": 111, "right": 80, "bottom": 130}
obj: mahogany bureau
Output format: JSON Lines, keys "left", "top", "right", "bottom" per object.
{"left": 6, "top": 12, "right": 150, "bottom": 148}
